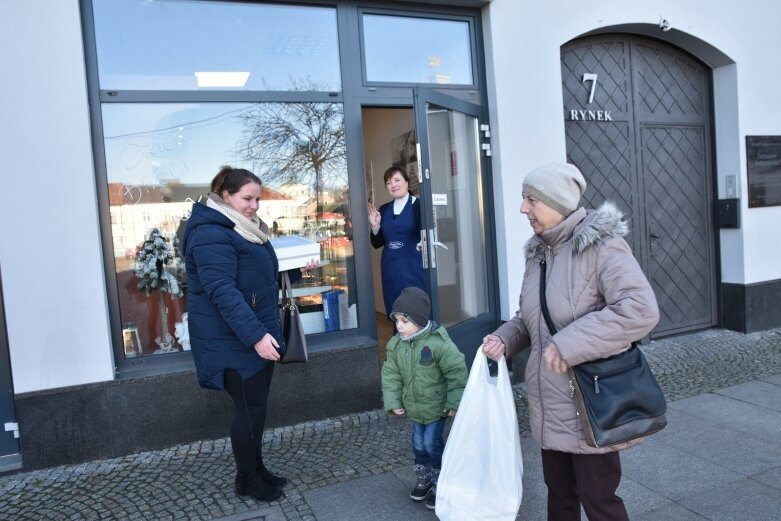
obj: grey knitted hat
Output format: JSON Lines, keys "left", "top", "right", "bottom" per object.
{"left": 390, "top": 287, "right": 430, "bottom": 328}
{"left": 522, "top": 162, "right": 587, "bottom": 216}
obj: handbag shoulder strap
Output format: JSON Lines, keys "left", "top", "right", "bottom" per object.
{"left": 539, "top": 257, "right": 639, "bottom": 353}
{"left": 539, "top": 257, "right": 558, "bottom": 336}
{"left": 280, "top": 271, "right": 295, "bottom": 308}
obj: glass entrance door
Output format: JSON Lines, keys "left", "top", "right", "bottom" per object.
{"left": 414, "top": 88, "right": 496, "bottom": 361}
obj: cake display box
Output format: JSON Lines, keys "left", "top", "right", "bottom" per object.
{"left": 269, "top": 236, "right": 321, "bottom": 271}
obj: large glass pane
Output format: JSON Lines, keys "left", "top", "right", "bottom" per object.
{"left": 102, "top": 102, "right": 354, "bottom": 358}
{"left": 363, "top": 14, "right": 473, "bottom": 85}
{"left": 93, "top": 0, "right": 341, "bottom": 91}
{"left": 425, "top": 105, "right": 488, "bottom": 327}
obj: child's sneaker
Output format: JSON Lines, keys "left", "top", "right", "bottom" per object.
{"left": 425, "top": 467, "right": 439, "bottom": 510}
{"left": 425, "top": 487, "right": 436, "bottom": 510}
{"left": 410, "top": 464, "right": 433, "bottom": 501}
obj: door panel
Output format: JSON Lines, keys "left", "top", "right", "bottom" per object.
{"left": 562, "top": 35, "right": 716, "bottom": 338}
{"left": 414, "top": 88, "right": 495, "bottom": 361}
{"left": 562, "top": 36, "right": 645, "bottom": 263}
{"left": 642, "top": 124, "right": 714, "bottom": 334}
{"left": 0, "top": 273, "right": 21, "bottom": 473}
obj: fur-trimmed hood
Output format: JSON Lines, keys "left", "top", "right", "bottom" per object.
{"left": 525, "top": 201, "right": 628, "bottom": 259}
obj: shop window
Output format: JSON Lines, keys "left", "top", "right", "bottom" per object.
{"left": 362, "top": 13, "right": 473, "bottom": 85}
{"left": 92, "top": 0, "right": 341, "bottom": 92}
{"left": 102, "top": 102, "right": 354, "bottom": 358}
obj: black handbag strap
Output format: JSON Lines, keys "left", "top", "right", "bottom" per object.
{"left": 280, "top": 272, "right": 295, "bottom": 309}
{"left": 539, "top": 257, "right": 558, "bottom": 336}
{"left": 539, "top": 256, "right": 639, "bottom": 351}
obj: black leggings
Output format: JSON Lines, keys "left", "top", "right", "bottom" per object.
{"left": 223, "top": 365, "right": 274, "bottom": 474}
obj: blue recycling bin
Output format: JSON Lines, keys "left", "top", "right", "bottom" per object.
{"left": 322, "top": 289, "right": 344, "bottom": 332}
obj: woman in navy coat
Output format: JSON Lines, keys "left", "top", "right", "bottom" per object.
{"left": 183, "top": 166, "right": 315, "bottom": 502}
{"left": 367, "top": 166, "right": 427, "bottom": 320}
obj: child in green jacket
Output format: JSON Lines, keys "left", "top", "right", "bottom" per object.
{"left": 381, "top": 287, "right": 468, "bottom": 511}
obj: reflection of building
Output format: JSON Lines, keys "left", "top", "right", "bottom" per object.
{"left": 108, "top": 182, "right": 307, "bottom": 255}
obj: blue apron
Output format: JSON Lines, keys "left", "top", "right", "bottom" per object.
{"left": 380, "top": 197, "right": 426, "bottom": 317}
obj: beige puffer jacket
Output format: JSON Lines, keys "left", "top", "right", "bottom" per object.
{"left": 494, "top": 202, "right": 659, "bottom": 454}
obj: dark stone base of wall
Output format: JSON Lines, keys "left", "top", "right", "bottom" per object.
{"left": 15, "top": 344, "right": 382, "bottom": 470}
{"left": 721, "top": 279, "right": 781, "bottom": 333}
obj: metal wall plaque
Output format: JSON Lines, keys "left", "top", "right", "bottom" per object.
{"left": 747, "top": 136, "right": 781, "bottom": 208}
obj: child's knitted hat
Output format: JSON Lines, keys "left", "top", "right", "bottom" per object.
{"left": 390, "top": 287, "right": 430, "bottom": 328}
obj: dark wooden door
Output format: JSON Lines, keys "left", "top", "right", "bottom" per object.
{"left": 562, "top": 35, "right": 716, "bottom": 337}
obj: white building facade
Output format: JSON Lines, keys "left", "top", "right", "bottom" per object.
{"left": 0, "top": 0, "right": 779, "bottom": 471}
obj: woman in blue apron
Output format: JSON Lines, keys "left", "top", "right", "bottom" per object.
{"left": 368, "top": 166, "right": 427, "bottom": 320}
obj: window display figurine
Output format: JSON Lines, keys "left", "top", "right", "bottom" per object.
{"left": 134, "top": 227, "right": 185, "bottom": 354}
{"left": 175, "top": 312, "right": 191, "bottom": 351}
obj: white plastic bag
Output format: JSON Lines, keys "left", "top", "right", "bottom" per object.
{"left": 436, "top": 348, "right": 523, "bottom": 521}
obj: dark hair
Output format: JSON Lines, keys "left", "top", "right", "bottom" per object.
{"left": 383, "top": 166, "right": 410, "bottom": 184}
{"left": 210, "top": 166, "right": 261, "bottom": 195}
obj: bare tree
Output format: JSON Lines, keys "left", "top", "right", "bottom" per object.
{"left": 234, "top": 86, "right": 346, "bottom": 218}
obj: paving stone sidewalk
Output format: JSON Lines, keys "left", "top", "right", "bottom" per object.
{"left": 1, "top": 327, "right": 780, "bottom": 520}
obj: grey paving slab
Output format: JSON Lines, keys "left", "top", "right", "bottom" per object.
{"left": 618, "top": 478, "right": 673, "bottom": 519}
{"left": 217, "top": 506, "right": 285, "bottom": 521}
{"left": 753, "top": 466, "right": 781, "bottom": 491}
{"left": 516, "top": 437, "right": 548, "bottom": 520}
{"left": 714, "top": 379, "right": 781, "bottom": 412}
{"left": 652, "top": 408, "right": 781, "bottom": 476}
{"left": 621, "top": 437, "right": 744, "bottom": 501}
{"left": 519, "top": 437, "right": 545, "bottom": 498}
{"left": 633, "top": 502, "right": 709, "bottom": 521}
{"left": 761, "top": 373, "right": 781, "bottom": 385}
{"left": 668, "top": 392, "right": 781, "bottom": 444}
{"left": 516, "top": 488, "right": 549, "bottom": 520}
{"left": 303, "top": 471, "right": 429, "bottom": 521}
{"left": 390, "top": 465, "right": 415, "bottom": 491}
{"left": 678, "top": 477, "right": 781, "bottom": 521}
{"left": 1, "top": 328, "right": 781, "bottom": 521}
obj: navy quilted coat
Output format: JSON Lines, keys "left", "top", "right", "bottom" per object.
{"left": 183, "top": 202, "right": 286, "bottom": 390}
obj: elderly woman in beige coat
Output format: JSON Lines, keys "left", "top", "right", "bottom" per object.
{"left": 483, "top": 162, "right": 659, "bottom": 521}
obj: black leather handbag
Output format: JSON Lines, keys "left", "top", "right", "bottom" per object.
{"left": 278, "top": 271, "right": 308, "bottom": 364}
{"left": 539, "top": 257, "right": 667, "bottom": 447}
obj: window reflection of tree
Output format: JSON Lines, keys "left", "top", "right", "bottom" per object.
{"left": 235, "top": 99, "right": 346, "bottom": 221}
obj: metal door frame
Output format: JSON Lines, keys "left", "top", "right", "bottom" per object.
{"left": 0, "top": 268, "right": 22, "bottom": 473}
{"left": 412, "top": 87, "right": 499, "bottom": 360}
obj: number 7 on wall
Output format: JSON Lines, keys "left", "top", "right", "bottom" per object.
{"left": 582, "top": 73, "right": 598, "bottom": 104}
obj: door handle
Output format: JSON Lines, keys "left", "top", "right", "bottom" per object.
{"left": 428, "top": 229, "right": 437, "bottom": 269}
{"left": 648, "top": 225, "right": 661, "bottom": 256}
{"left": 432, "top": 241, "right": 448, "bottom": 251}
{"left": 419, "top": 229, "right": 428, "bottom": 269}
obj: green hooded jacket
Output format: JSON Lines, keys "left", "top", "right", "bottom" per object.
{"left": 381, "top": 322, "right": 468, "bottom": 425}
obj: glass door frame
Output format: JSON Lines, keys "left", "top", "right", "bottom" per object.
{"left": 412, "top": 87, "right": 500, "bottom": 361}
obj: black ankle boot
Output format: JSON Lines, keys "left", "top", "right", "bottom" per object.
{"left": 235, "top": 472, "right": 283, "bottom": 502}
{"left": 258, "top": 463, "right": 288, "bottom": 488}
{"left": 255, "top": 457, "right": 287, "bottom": 488}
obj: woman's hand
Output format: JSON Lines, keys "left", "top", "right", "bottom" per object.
{"left": 300, "top": 258, "right": 320, "bottom": 273}
{"left": 254, "top": 333, "right": 281, "bottom": 361}
{"left": 543, "top": 343, "right": 569, "bottom": 374}
{"left": 482, "top": 334, "right": 506, "bottom": 361}
{"left": 393, "top": 408, "right": 406, "bottom": 416}
{"left": 368, "top": 202, "right": 381, "bottom": 233}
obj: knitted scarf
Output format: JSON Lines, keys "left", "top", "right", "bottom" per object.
{"left": 206, "top": 192, "right": 268, "bottom": 245}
